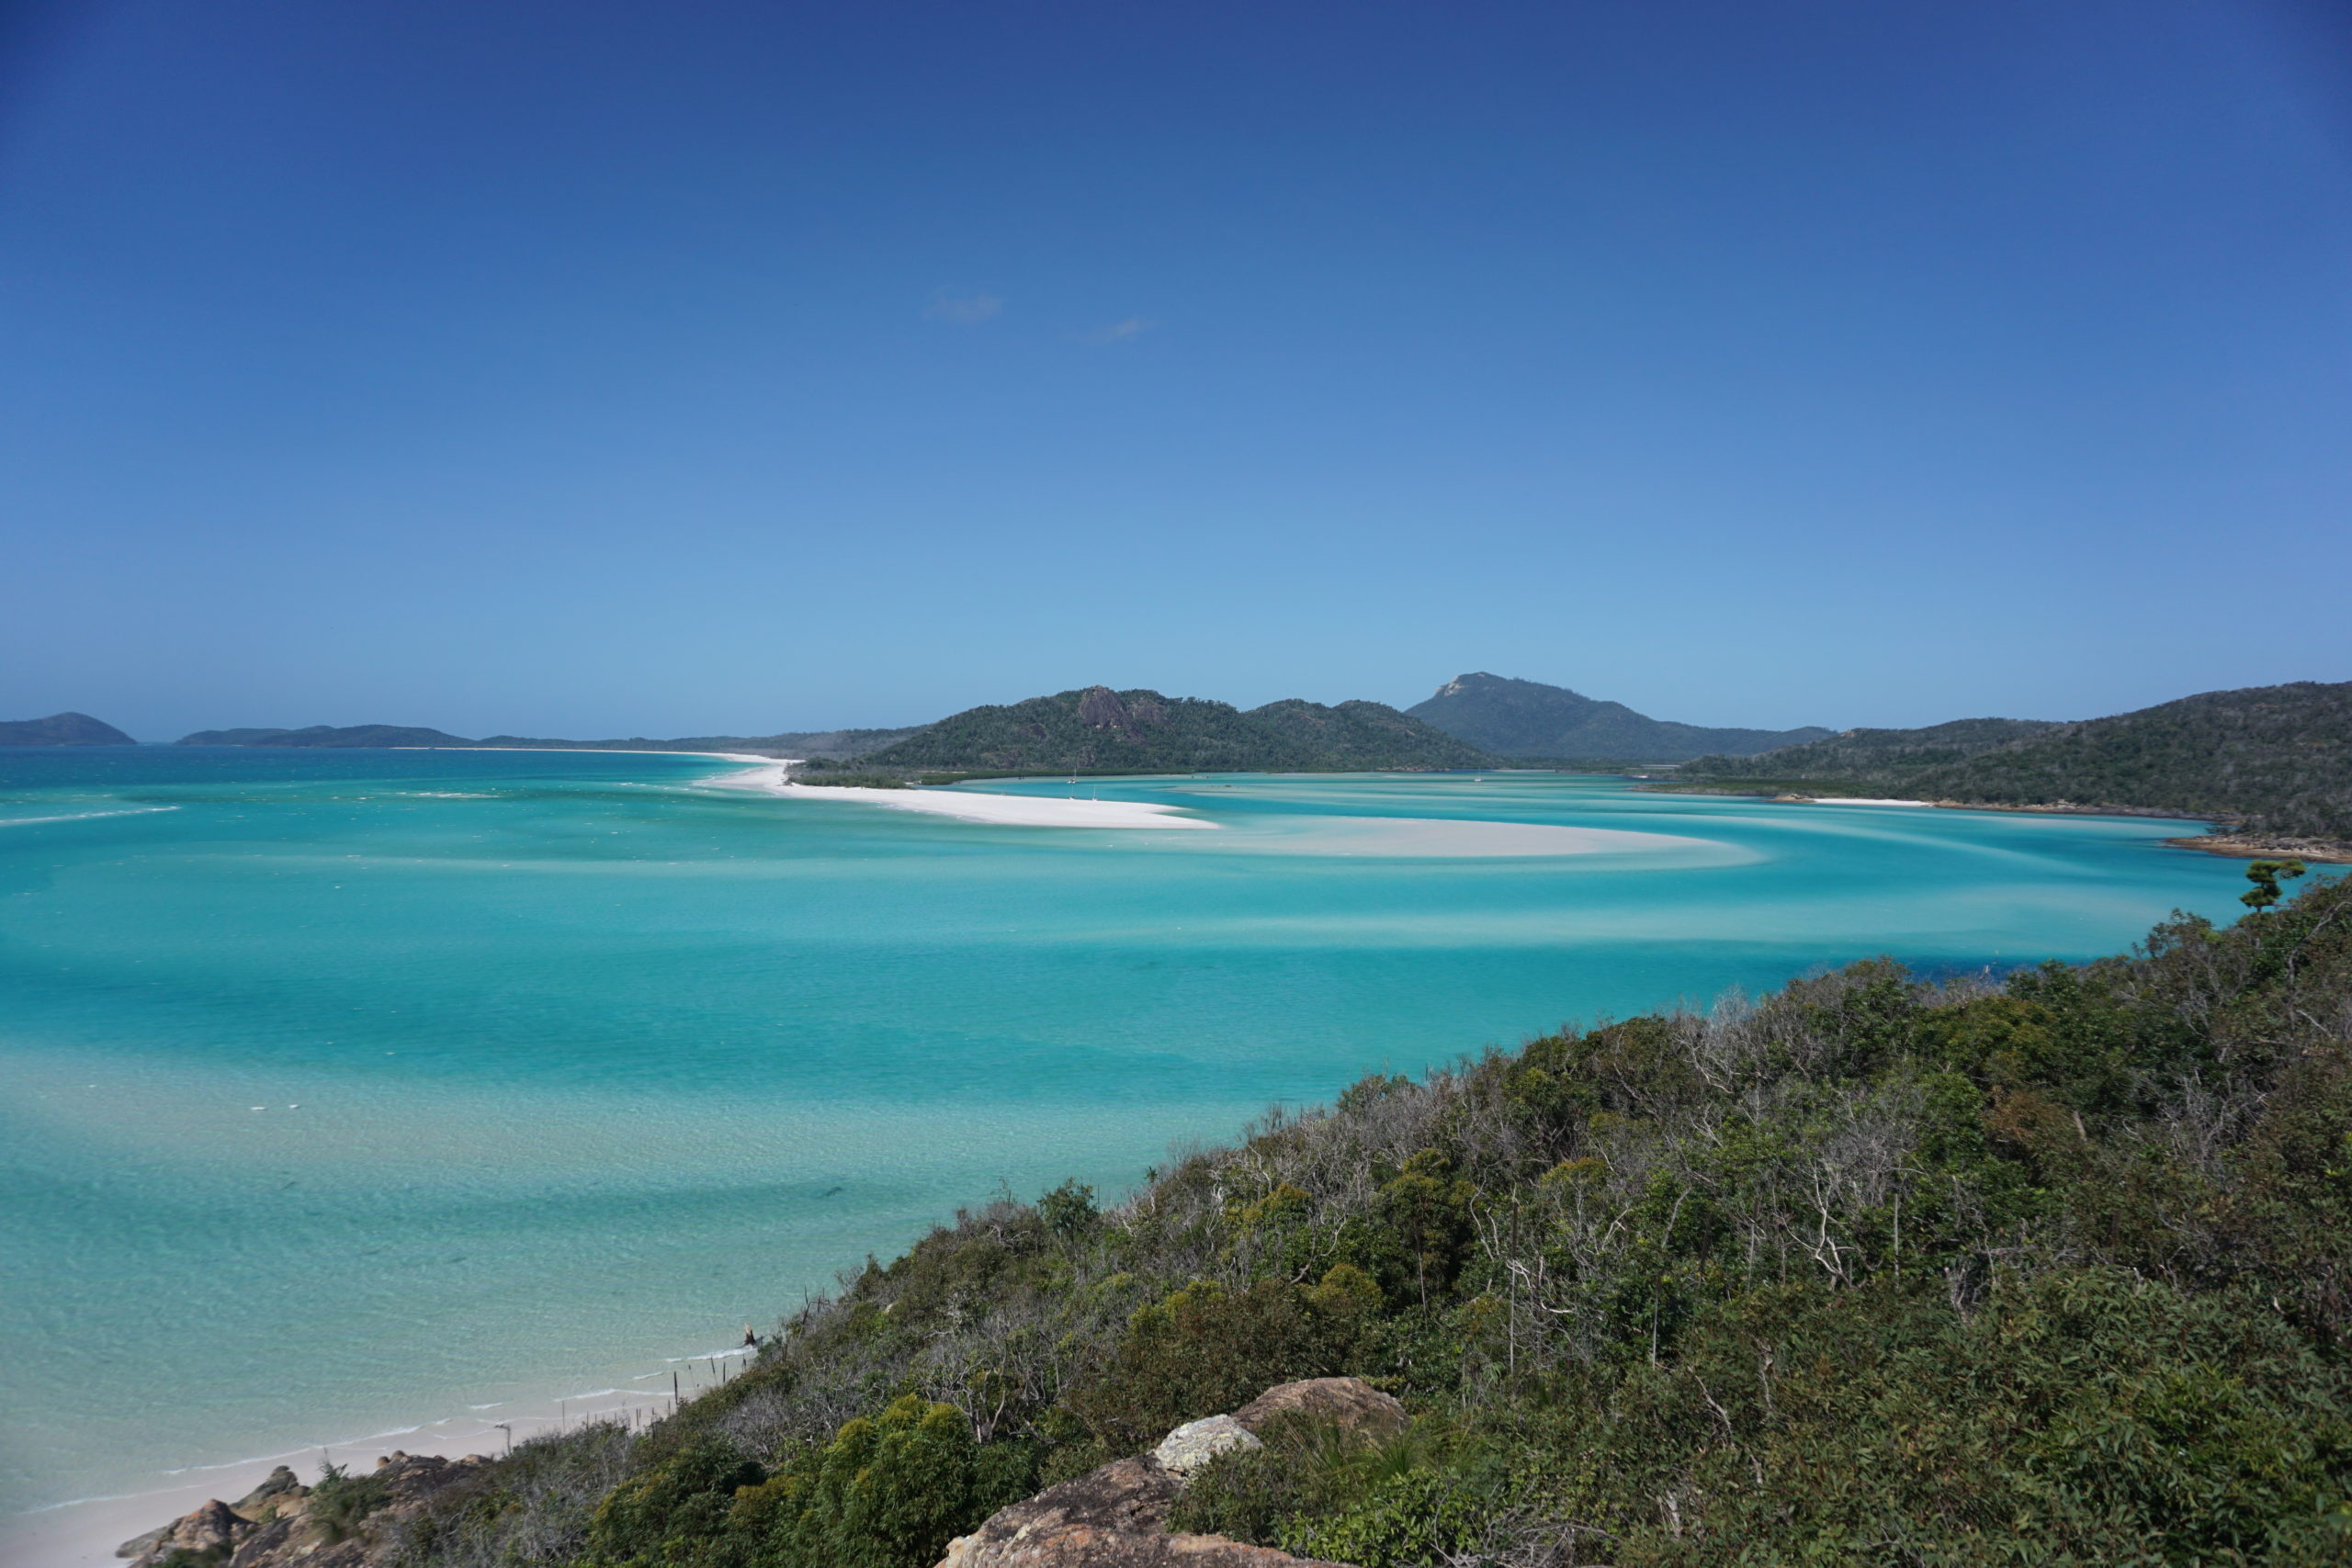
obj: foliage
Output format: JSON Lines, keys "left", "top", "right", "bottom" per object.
{"left": 857, "top": 685, "right": 1492, "bottom": 774}
{"left": 311, "top": 1461, "right": 395, "bottom": 1544}
{"left": 396, "top": 874, "right": 2352, "bottom": 1566}
{"left": 1682, "top": 680, "right": 2352, "bottom": 838}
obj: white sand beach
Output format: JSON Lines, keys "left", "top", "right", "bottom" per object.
{"left": 707, "top": 761, "right": 1217, "bottom": 829}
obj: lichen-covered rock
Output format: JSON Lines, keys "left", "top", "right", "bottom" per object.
{"left": 934, "top": 1454, "right": 1352, "bottom": 1568}
{"left": 1152, "top": 1416, "right": 1262, "bottom": 1477}
{"left": 1229, "top": 1378, "right": 1404, "bottom": 1440}
{"left": 230, "top": 1466, "right": 310, "bottom": 1523}
{"left": 128, "top": 1499, "right": 248, "bottom": 1567}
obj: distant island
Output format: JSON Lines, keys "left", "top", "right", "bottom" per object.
{"left": 0, "top": 711, "right": 137, "bottom": 746}
{"left": 1405, "top": 671, "right": 1832, "bottom": 761}
{"left": 1667, "top": 680, "right": 2352, "bottom": 853}
{"left": 174, "top": 724, "right": 925, "bottom": 760}
{"left": 820, "top": 684, "right": 1492, "bottom": 776}
{"left": 24, "top": 674, "right": 2352, "bottom": 857}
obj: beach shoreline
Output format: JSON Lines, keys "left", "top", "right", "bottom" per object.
{"left": 9, "top": 1345, "right": 760, "bottom": 1568}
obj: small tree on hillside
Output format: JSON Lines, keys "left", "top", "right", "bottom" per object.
{"left": 2241, "top": 858, "right": 2307, "bottom": 915}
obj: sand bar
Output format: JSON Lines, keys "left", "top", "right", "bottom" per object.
{"left": 707, "top": 761, "right": 1216, "bottom": 829}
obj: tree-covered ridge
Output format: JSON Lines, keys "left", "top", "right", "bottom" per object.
{"left": 1406, "top": 673, "right": 1832, "bottom": 761}
{"left": 1678, "top": 716, "right": 2060, "bottom": 780}
{"left": 384, "top": 872, "right": 2352, "bottom": 1568}
{"left": 854, "top": 686, "right": 1493, "bottom": 774}
{"left": 1682, "top": 682, "right": 2352, "bottom": 840}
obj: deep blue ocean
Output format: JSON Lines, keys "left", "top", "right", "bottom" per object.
{"left": 0, "top": 746, "right": 2290, "bottom": 1557}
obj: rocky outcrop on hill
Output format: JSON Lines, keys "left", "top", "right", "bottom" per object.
{"left": 119, "top": 1452, "right": 487, "bottom": 1568}
{"left": 936, "top": 1377, "right": 1401, "bottom": 1568}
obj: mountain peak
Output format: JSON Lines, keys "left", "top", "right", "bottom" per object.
{"left": 1408, "top": 675, "right": 1828, "bottom": 761}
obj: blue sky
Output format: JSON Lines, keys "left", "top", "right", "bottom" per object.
{"left": 4, "top": 0, "right": 2347, "bottom": 740}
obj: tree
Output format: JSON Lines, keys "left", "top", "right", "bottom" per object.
{"left": 2241, "top": 859, "right": 2308, "bottom": 915}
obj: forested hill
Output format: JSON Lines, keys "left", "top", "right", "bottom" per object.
{"left": 1678, "top": 716, "right": 2061, "bottom": 780}
{"left": 854, "top": 686, "right": 1493, "bottom": 774}
{"left": 191, "top": 872, "right": 2352, "bottom": 1568}
{"left": 1406, "top": 672, "right": 1832, "bottom": 761}
{"left": 0, "top": 711, "right": 136, "bottom": 745}
{"left": 1682, "top": 681, "right": 2352, "bottom": 840}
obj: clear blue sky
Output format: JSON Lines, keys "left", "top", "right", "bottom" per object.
{"left": 4, "top": 0, "right": 2347, "bottom": 740}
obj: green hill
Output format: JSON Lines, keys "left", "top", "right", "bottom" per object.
{"left": 353, "top": 874, "right": 2352, "bottom": 1568}
{"left": 1681, "top": 682, "right": 2352, "bottom": 840}
{"left": 852, "top": 685, "right": 1493, "bottom": 774}
{"left": 0, "top": 711, "right": 136, "bottom": 746}
{"left": 1678, "top": 716, "right": 2061, "bottom": 781}
{"left": 1406, "top": 671, "right": 1832, "bottom": 761}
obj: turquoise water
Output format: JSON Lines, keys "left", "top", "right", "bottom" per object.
{"left": 0, "top": 748, "right": 2289, "bottom": 1550}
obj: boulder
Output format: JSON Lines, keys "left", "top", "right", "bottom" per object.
{"left": 230, "top": 1466, "right": 309, "bottom": 1523}
{"left": 128, "top": 1499, "right": 247, "bottom": 1567}
{"left": 936, "top": 1454, "right": 1354, "bottom": 1568}
{"left": 1229, "top": 1379, "right": 1403, "bottom": 1440}
{"left": 1152, "top": 1416, "right": 1261, "bottom": 1477}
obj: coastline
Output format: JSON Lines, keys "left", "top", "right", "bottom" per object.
{"left": 11, "top": 1343, "right": 759, "bottom": 1568}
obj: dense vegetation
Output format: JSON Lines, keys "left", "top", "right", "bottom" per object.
{"left": 0, "top": 710, "right": 137, "bottom": 745}
{"left": 1681, "top": 682, "right": 2352, "bottom": 841}
{"left": 852, "top": 685, "right": 1492, "bottom": 774}
{"left": 1677, "top": 717, "right": 2061, "bottom": 782}
{"left": 390, "top": 871, "right": 2352, "bottom": 1567}
{"left": 1406, "top": 674, "right": 1832, "bottom": 761}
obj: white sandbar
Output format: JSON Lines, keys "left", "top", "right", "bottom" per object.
{"left": 709, "top": 762, "right": 1216, "bottom": 830}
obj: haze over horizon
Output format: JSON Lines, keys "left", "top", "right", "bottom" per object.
{"left": 6, "top": 1, "right": 2348, "bottom": 741}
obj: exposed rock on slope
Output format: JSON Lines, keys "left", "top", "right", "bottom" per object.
{"left": 120, "top": 1452, "right": 486, "bottom": 1568}
{"left": 937, "top": 1378, "right": 1399, "bottom": 1568}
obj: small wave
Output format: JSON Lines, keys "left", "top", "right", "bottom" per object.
{"left": 0, "top": 806, "right": 180, "bottom": 828}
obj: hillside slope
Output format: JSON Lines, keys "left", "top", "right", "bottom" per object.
{"left": 855, "top": 686, "right": 1492, "bottom": 774}
{"left": 1406, "top": 672, "right": 1830, "bottom": 760}
{"left": 0, "top": 711, "right": 136, "bottom": 745}
{"left": 1678, "top": 716, "right": 2061, "bottom": 780}
{"left": 178, "top": 874, "right": 2352, "bottom": 1568}
{"left": 1684, "top": 682, "right": 2352, "bottom": 839}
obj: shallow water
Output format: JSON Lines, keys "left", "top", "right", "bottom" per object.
{"left": 0, "top": 749, "right": 2285, "bottom": 1552}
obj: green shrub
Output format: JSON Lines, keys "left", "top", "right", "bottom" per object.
{"left": 727, "top": 1394, "right": 1028, "bottom": 1568}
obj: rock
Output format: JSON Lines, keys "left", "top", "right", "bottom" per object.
{"left": 1229, "top": 1378, "right": 1405, "bottom": 1440}
{"left": 1152, "top": 1416, "right": 1262, "bottom": 1477}
{"left": 129, "top": 1499, "right": 247, "bottom": 1567}
{"left": 114, "top": 1525, "right": 168, "bottom": 1560}
{"left": 230, "top": 1466, "right": 309, "bottom": 1523}
{"left": 934, "top": 1451, "right": 1355, "bottom": 1568}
